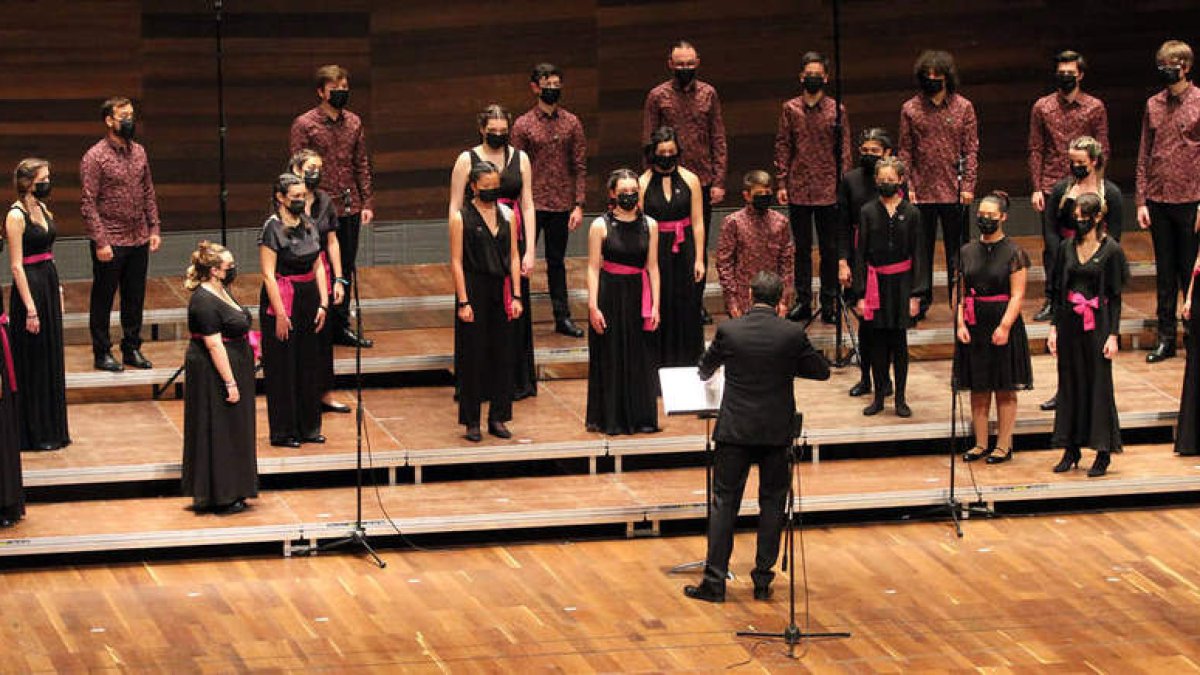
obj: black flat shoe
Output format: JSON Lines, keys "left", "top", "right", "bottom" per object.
{"left": 894, "top": 400, "right": 912, "bottom": 418}
{"left": 555, "top": 318, "right": 584, "bottom": 338}
{"left": 848, "top": 380, "right": 871, "bottom": 397}
{"left": 753, "top": 584, "right": 773, "bottom": 601}
{"left": 488, "top": 421, "right": 512, "bottom": 439}
{"left": 1040, "top": 395, "right": 1058, "bottom": 412}
{"left": 986, "top": 447, "right": 1013, "bottom": 464}
{"left": 1033, "top": 302, "right": 1054, "bottom": 322}
{"left": 0, "top": 518, "right": 16, "bottom": 528}
{"left": 335, "top": 328, "right": 374, "bottom": 349}
{"left": 1053, "top": 446, "right": 1081, "bottom": 473}
{"left": 215, "top": 499, "right": 248, "bottom": 516}
{"left": 301, "top": 435, "right": 326, "bottom": 444}
{"left": 863, "top": 399, "right": 884, "bottom": 416}
{"left": 94, "top": 353, "right": 124, "bottom": 372}
{"left": 270, "top": 438, "right": 301, "bottom": 449}
{"left": 683, "top": 583, "right": 725, "bottom": 603}
{"left": 1087, "top": 451, "right": 1110, "bottom": 477}
{"left": 1147, "top": 340, "right": 1176, "bottom": 363}
{"left": 962, "top": 445, "right": 991, "bottom": 462}
{"left": 122, "top": 349, "right": 153, "bottom": 370}
{"left": 321, "top": 401, "right": 352, "bottom": 414}
{"left": 512, "top": 388, "right": 537, "bottom": 401}
{"left": 465, "top": 426, "right": 482, "bottom": 442}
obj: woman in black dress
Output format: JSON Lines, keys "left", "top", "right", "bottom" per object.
{"left": 852, "top": 157, "right": 925, "bottom": 418}
{"left": 450, "top": 161, "right": 525, "bottom": 442}
{"left": 448, "top": 105, "right": 538, "bottom": 400}
{"left": 639, "top": 126, "right": 705, "bottom": 368}
{"left": 0, "top": 291, "right": 23, "bottom": 527}
{"left": 586, "top": 169, "right": 661, "bottom": 434}
{"left": 182, "top": 242, "right": 257, "bottom": 514}
{"left": 954, "top": 191, "right": 1034, "bottom": 464}
{"left": 5, "top": 158, "right": 69, "bottom": 451}
{"left": 1047, "top": 192, "right": 1129, "bottom": 477}
{"left": 1177, "top": 249, "right": 1200, "bottom": 455}
{"left": 288, "top": 149, "right": 350, "bottom": 415}
{"left": 260, "top": 173, "right": 329, "bottom": 448}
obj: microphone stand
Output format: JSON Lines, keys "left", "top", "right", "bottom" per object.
{"left": 829, "top": 0, "right": 852, "bottom": 368}
{"left": 214, "top": 0, "right": 228, "bottom": 246}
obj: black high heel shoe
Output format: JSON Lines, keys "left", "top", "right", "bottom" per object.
{"left": 986, "top": 447, "right": 1013, "bottom": 464}
{"left": 1087, "top": 451, "right": 1110, "bottom": 477}
{"left": 1053, "top": 446, "right": 1081, "bottom": 473}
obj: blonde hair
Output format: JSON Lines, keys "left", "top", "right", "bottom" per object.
{"left": 1059, "top": 136, "right": 1108, "bottom": 219}
{"left": 1157, "top": 40, "right": 1193, "bottom": 69}
{"left": 185, "top": 240, "right": 228, "bottom": 291}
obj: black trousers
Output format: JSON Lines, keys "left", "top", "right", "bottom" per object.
{"left": 916, "top": 203, "right": 965, "bottom": 313}
{"left": 703, "top": 441, "right": 791, "bottom": 588}
{"left": 697, "top": 185, "right": 713, "bottom": 306}
{"left": 1039, "top": 191, "right": 1060, "bottom": 303}
{"left": 89, "top": 242, "right": 149, "bottom": 357}
{"left": 788, "top": 204, "right": 840, "bottom": 312}
{"left": 1148, "top": 200, "right": 1200, "bottom": 338}
{"left": 869, "top": 326, "right": 909, "bottom": 402}
{"left": 330, "top": 212, "right": 363, "bottom": 335}
{"left": 535, "top": 210, "right": 572, "bottom": 321}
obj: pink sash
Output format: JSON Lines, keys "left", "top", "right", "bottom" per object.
{"left": 863, "top": 258, "right": 913, "bottom": 321}
{"left": 23, "top": 252, "right": 53, "bottom": 265}
{"left": 657, "top": 218, "right": 690, "bottom": 254}
{"left": 602, "top": 261, "right": 654, "bottom": 331}
{"left": 267, "top": 270, "right": 317, "bottom": 317}
{"left": 0, "top": 315, "right": 15, "bottom": 392}
{"left": 963, "top": 290, "right": 1011, "bottom": 326}
{"left": 497, "top": 197, "right": 523, "bottom": 242}
{"left": 1067, "top": 290, "right": 1100, "bottom": 332}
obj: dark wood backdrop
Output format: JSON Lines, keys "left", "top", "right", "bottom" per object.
{"left": 1, "top": 0, "right": 1196, "bottom": 236}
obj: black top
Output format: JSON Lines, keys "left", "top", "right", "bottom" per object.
{"left": 958, "top": 236, "right": 1031, "bottom": 296}
{"left": 258, "top": 214, "right": 321, "bottom": 276}
{"left": 602, "top": 212, "right": 650, "bottom": 268}
{"left": 460, "top": 202, "right": 513, "bottom": 278}
{"left": 308, "top": 189, "right": 339, "bottom": 242}
{"left": 468, "top": 147, "right": 523, "bottom": 202}
{"left": 643, "top": 169, "right": 692, "bottom": 222}
{"left": 836, "top": 166, "right": 878, "bottom": 259}
{"left": 11, "top": 204, "right": 56, "bottom": 257}
{"left": 698, "top": 307, "right": 831, "bottom": 447}
{"left": 1047, "top": 178, "right": 1125, "bottom": 240}
{"left": 188, "top": 286, "right": 252, "bottom": 340}
{"left": 851, "top": 199, "right": 928, "bottom": 297}
{"left": 1050, "top": 236, "right": 1129, "bottom": 336}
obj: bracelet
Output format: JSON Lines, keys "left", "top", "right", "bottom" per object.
{"left": 336, "top": 277, "right": 351, "bottom": 286}
{"left": 225, "top": 381, "right": 237, "bottom": 388}
{"left": 511, "top": 295, "right": 523, "bottom": 301}
{"left": 318, "top": 305, "right": 328, "bottom": 311}
{"left": 457, "top": 300, "right": 470, "bottom": 308}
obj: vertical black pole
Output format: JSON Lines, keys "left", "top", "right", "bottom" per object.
{"left": 215, "top": 0, "right": 228, "bottom": 246}
{"left": 831, "top": 0, "right": 849, "bottom": 366}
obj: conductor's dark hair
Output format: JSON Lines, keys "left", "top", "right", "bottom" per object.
{"left": 469, "top": 161, "right": 499, "bottom": 185}
{"left": 801, "top": 51, "right": 829, "bottom": 71}
{"left": 531, "top": 63, "right": 562, "bottom": 83}
{"left": 1055, "top": 50, "right": 1087, "bottom": 72}
{"left": 750, "top": 271, "right": 784, "bottom": 307}
{"left": 645, "top": 126, "right": 683, "bottom": 162}
{"left": 913, "top": 50, "right": 959, "bottom": 94}
{"left": 859, "top": 127, "right": 894, "bottom": 151}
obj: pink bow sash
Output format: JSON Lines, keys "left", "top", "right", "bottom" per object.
{"left": 23, "top": 252, "right": 53, "bottom": 265}
{"left": 657, "top": 218, "right": 690, "bottom": 254}
{"left": 0, "top": 315, "right": 15, "bottom": 392}
{"left": 963, "top": 290, "right": 1010, "bottom": 326}
{"left": 497, "top": 197, "right": 523, "bottom": 242}
{"left": 1067, "top": 290, "right": 1100, "bottom": 332}
{"left": 267, "top": 270, "right": 317, "bottom": 317}
{"left": 602, "top": 261, "right": 654, "bottom": 331}
{"left": 863, "top": 258, "right": 913, "bottom": 321}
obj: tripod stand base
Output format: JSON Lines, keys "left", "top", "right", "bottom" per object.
{"left": 738, "top": 627, "right": 852, "bottom": 642}
{"left": 316, "top": 528, "right": 387, "bottom": 568}
{"left": 668, "top": 560, "right": 735, "bottom": 581}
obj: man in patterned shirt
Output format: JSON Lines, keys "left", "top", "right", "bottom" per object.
{"left": 511, "top": 63, "right": 588, "bottom": 338}
{"left": 1136, "top": 40, "right": 1200, "bottom": 363}
{"left": 1028, "top": 50, "right": 1110, "bottom": 322}
{"left": 716, "top": 171, "right": 794, "bottom": 318}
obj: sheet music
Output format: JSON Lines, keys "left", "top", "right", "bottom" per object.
{"left": 658, "top": 366, "right": 723, "bottom": 416}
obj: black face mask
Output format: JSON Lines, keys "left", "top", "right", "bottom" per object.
{"left": 673, "top": 68, "right": 697, "bottom": 88}
{"left": 303, "top": 170, "right": 321, "bottom": 191}
{"left": 477, "top": 187, "right": 500, "bottom": 203}
{"left": 919, "top": 75, "right": 945, "bottom": 96}
{"left": 615, "top": 192, "right": 639, "bottom": 211}
{"left": 539, "top": 87, "right": 562, "bottom": 105}
{"left": 485, "top": 132, "right": 509, "bottom": 149}
{"left": 751, "top": 193, "right": 773, "bottom": 211}
{"left": 877, "top": 182, "right": 900, "bottom": 198}
{"left": 1159, "top": 65, "right": 1183, "bottom": 86}
{"left": 116, "top": 118, "right": 136, "bottom": 140}
{"left": 977, "top": 216, "right": 1000, "bottom": 235}
{"left": 1055, "top": 72, "right": 1078, "bottom": 93}
{"left": 1070, "top": 164, "right": 1090, "bottom": 180}
{"left": 801, "top": 75, "right": 824, "bottom": 94}
{"left": 328, "top": 89, "right": 350, "bottom": 109}
{"left": 32, "top": 181, "right": 51, "bottom": 199}
{"left": 652, "top": 154, "right": 678, "bottom": 172}
{"left": 221, "top": 266, "right": 238, "bottom": 287}
{"left": 286, "top": 199, "right": 306, "bottom": 216}
{"left": 1075, "top": 217, "right": 1096, "bottom": 236}
{"left": 860, "top": 154, "right": 880, "bottom": 174}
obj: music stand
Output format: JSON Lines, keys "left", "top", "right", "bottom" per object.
{"left": 659, "top": 366, "right": 731, "bottom": 580}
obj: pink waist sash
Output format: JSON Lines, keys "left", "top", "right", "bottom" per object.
{"left": 602, "top": 261, "right": 654, "bottom": 331}
{"left": 657, "top": 218, "right": 690, "bottom": 254}
{"left": 267, "top": 270, "right": 317, "bottom": 317}
{"left": 963, "top": 290, "right": 1010, "bottom": 326}
{"left": 0, "top": 315, "right": 15, "bottom": 392}
{"left": 863, "top": 259, "right": 913, "bottom": 321}
{"left": 23, "top": 252, "right": 53, "bottom": 265}
{"left": 1067, "top": 290, "right": 1100, "bottom": 332}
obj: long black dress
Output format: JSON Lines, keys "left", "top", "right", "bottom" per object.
{"left": 182, "top": 287, "right": 258, "bottom": 510}
{"left": 1174, "top": 272, "right": 1199, "bottom": 455}
{"left": 953, "top": 237, "right": 1034, "bottom": 392}
{"left": 586, "top": 213, "right": 659, "bottom": 435}
{"left": 470, "top": 148, "right": 537, "bottom": 400}
{"left": 259, "top": 215, "right": 323, "bottom": 444}
{"left": 1049, "top": 236, "right": 1129, "bottom": 453}
{"left": 643, "top": 168, "right": 702, "bottom": 367}
{"left": 8, "top": 204, "right": 70, "bottom": 451}
{"left": 0, "top": 313, "right": 23, "bottom": 525}
{"left": 457, "top": 202, "right": 516, "bottom": 426}
{"left": 309, "top": 190, "right": 339, "bottom": 397}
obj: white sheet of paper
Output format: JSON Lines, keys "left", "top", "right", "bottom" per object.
{"left": 658, "top": 366, "right": 723, "bottom": 416}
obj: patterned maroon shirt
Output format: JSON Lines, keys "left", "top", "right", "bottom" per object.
{"left": 897, "top": 93, "right": 979, "bottom": 203}
{"left": 715, "top": 206, "right": 795, "bottom": 316}
{"left": 79, "top": 137, "right": 161, "bottom": 248}
{"left": 511, "top": 106, "right": 587, "bottom": 212}
{"left": 1027, "top": 92, "right": 1109, "bottom": 194}
{"left": 1135, "top": 83, "right": 1200, "bottom": 205}
{"left": 289, "top": 107, "right": 374, "bottom": 214}
{"left": 773, "top": 95, "right": 852, "bottom": 205}
{"left": 643, "top": 79, "right": 727, "bottom": 189}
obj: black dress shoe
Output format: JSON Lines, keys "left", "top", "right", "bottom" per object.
{"left": 335, "top": 328, "right": 374, "bottom": 349}
{"left": 94, "top": 353, "right": 124, "bottom": 372}
{"left": 1033, "top": 302, "right": 1054, "bottom": 322}
{"left": 895, "top": 400, "right": 912, "bottom": 418}
{"left": 122, "top": 349, "right": 153, "bottom": 370}
{"left": 0, "top": 518, "right": 16, "bottom": 529}
{"left": 321, "top": 401, "right": 352, "bottom": 414}
{"left": 1053, "top": 446, "right": 1081, "bottom": 473}
{"left": 270, "top": 438, "right": 301, "bottom": 448}
{"left": 1040, "top": 395, "right": 1058, "bottom": 412}
{"left": 1087, "top": 451, "right": 1111, "bottom": 477}
{"left": 1147, "top": 340, "right": 1176, "bottom": 363}
{"left": 488, "top": 421, "right": 512, "bottom": 439}
{"left": 863, "top": 399, "right": 885, "bottom": 416}
{"left": 215, "top": 499, "right": 248, "bottom": 516}
{"left": 683, "top": 583, "right": 725, "bottom": 603}
{"left": 753, "top": 584, "right": 773, "bottom": 601}
{"left": 986, "top": 447, "right": 1013, "bottom": 464}
{"left": 465, "top": 426, "right": 482, "bottom": 442}
{"left": 848, "top": 380, "right": 871, "bottom": 397}
{"left": 301, "top": 435, "right": 326, "bottom": 444}
{"left": 555, "top": 318, "right": 584, "bottom": 338}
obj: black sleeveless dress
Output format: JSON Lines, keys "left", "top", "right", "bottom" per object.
{"left": 8, "top": 204, "right": 70, "bottom": 451}
{"left": 183, "top": 288, "right": 258, "bottom": 510}
{"left": 456, "top": 202, "right": 515, "bottom": 426}
{"left": 952, "top": 237, "right": 1034, "bottom": 392}
{"left": 586, "top": 213, "right": 659, "bottom": 435}
{"left": 643, "top": 169, "right": 702, "bottom": 367}
{"left": 0, "top": 312, "right": 22, "bottom": 524}
{"left": 308, "top": 190, "right": 339, "bottom": 396}
{"left": 470, "top": 147, "right": 537, "bottom": 399}
{"left": 1177, "top": 274, "right": 1200, "bottom": 455}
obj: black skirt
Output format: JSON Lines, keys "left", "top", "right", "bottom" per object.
{"left": 1050, "top": 309, "right": 1122, "bottom": 453}
{"left": 182, "top": 338, "right": 258, "bottom": 509}
{"left": 953, "top": 302, "right": 1034, "bottom": 392}
{"left": 9, "top": 259, "right": 70, "bottom": 450}
{"left": 0, "top": 336, "right": 24, "bottom": 522}
{"left": 1176, "top": 282, "right": 1200, "bottom": 455}
{"left": 586, "top": 270, "right": 659, "bottom": 434}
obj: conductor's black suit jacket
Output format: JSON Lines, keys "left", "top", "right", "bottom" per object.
{"left": 698, "top": 306, "right": 831, "bottom": 447}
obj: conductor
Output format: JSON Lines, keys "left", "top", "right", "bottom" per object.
{"left": 684, "top": 271, "right": 831, "bottom": 603}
